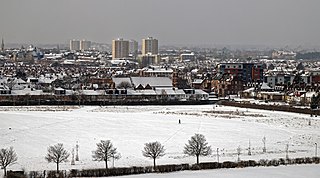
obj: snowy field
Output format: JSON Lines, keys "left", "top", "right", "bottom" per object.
{"left": 119, "top": 164, "right": 320, "bottom": 178}
{"left": 0, "top": 105, "right": 320, "bottom": 176}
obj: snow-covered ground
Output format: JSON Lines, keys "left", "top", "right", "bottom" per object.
{"left": 0, "top": 105, "right": 319, "bottom": 176}
{"left": 118, "top": 164, "right": 320, "bottom": 178}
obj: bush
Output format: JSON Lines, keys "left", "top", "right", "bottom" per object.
{"left": 155, "top": 164, "right": 187, "bottom": 173}
{"left": 28, "top": 171, "right": 45, "bottom": 178}
{"left": 278, "top": 158, "right": 286, "bottom": 165}
{"left": 190, "top": 164, "right": 201, "bottom": 170}
{"left": 267, "top": 159, "right": 279, "bottom": 167}
{"left": 221, "top": 161, "right": 237, "bottom": 168}
{"left": 295, "top": 158, "right": 305, "bottom": 164}
{"left": 258, "top": 159, "right": 268, "bottom": 166}
{"left": 47, "top": 171, "right": 65, "bottom": 178}
{"left": 199, "top": 162, "right": 220, "bottom": 169}
{"left": 305, "top": 157, "right": 312, "bottom": 164}
{"left": 237, "top": 160, "right": 257, "bottom": 168}
{"left": 7, "top": 171, "right": 26, "bottom": 178}
{"left": 312, "top": 157, "right": 320, "bottom": 164}
{"left": 248, "top": 160, "right": 258, "bottom": 167}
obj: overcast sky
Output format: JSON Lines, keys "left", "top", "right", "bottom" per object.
{"left": 0, "top": 0, "right": 319, "bottom": 46}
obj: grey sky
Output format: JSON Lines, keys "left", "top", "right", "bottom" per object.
{"left": 0, "top": 0, "right": 319, "bottom": 46}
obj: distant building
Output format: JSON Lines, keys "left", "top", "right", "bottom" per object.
{"left": 138, "top": 54, "right": 160, "bottom": 67}
{"left": 272, "top": 50, "right": 296, "bottom": 59}
{"left": 129, "top": 40, "right": 138, "bottom": 56}
{"left": 180, "top": 52, "right": 195, "bottom": 61}
{"left": 142, "top": 37, "right": 158, "bottom": 55}
{"left": 112, "top": 38, "right": 129, "bottom": 59}
{"left": 1, "top": 38, "right": 4, "bottom": 52}
{"left": 70, "top": 40, "right": 80, "bottom": 51}
{"left": 141, "top": 67, "right": 173, "bottom": 77}
{"left": 217, "top": 63, "right": 264, "bottom": 83}
{"left": 212, "top": 73, "right": 244, "bottom": 97}
{"left": 80, "top": 40, "right": 91, "bottom": 51}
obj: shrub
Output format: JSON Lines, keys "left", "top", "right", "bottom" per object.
{"left": 190, "top": 164, "right": 201, "bottom": 170}
{"left": 199, "top": 162, "right": 220, "bottom": 169}
{"left": 7, "top": 171, "right": 26, "bottom": 178}
{"left": 312, "top": 157, "right": 320, "bottom": 164}
{"left": 221, "top": 161, "right": 237, "bottom": 168}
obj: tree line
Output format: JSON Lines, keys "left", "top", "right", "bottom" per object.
{"left": 3, "top": 133, "right": 314, "bottom": 176}
{"left": 0, "top": 133, "right": 211, "bottom": 175}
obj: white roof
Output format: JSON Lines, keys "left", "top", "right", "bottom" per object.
{"left": 194, "top": 89, "right": 209, "bottom": 95}
{"left": 261, "top": 82, "right": 272, "bottom": 90}
{"left": 243, "top": 87, "right": 255, "bottom": 93}
{"left": 11, "top": 88, "right": 43, "bottom": 95}
{"left": 127, "top": 89, "right": 157, "bottom": 95}
{"left": 80, "top": 90, "right": 105, "bottom": 95}
{"left": 112, "top": 77, "right": 132, "bottom": 88}
{"left": 155, "top": 88, "right": 185, "bottom": 95}
{"left": 193, "top": 79, "right": 204, "bottom": 84}
{"left": 131, "top": 77, "right": 172, "bottom": 88}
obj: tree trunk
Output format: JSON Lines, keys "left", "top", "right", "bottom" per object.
{"left": 105, "top": 160, "right": 108, "bottom": 169}
{"left": 153, "top": 158, "right": 156, "bottom": 169}
{"left": 57, "top": 162, "right": 59, "bottom": 173}
{"left": 4, "top": 167, "right": 6, "bottom": 176}
{"left": 196, "top": 155, "right": 199, "bottom": 164}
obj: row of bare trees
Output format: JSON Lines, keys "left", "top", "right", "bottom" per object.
{"left": 0, "top": 133, "right": 211, "bottom": 175}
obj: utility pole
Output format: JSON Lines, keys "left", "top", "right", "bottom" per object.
{"left": 262, "top": 136, "right": 266, "bottom": 153}
{"left": 248, "top": 139, "right": 252, "bottom": 155}
{"left": 217, "top": 148, "right": 219, "bottom": 163}
{"left": 71, "top": 148, "right": 75, "bottom": 165}
{"left": 285, "top": 144, "right": 289, "bottom": 160}
{"left": 76, "top": 141, "right": 79, "bottom": 161}
{"left": 237, "top": 146, "right": 241, "bottom": 162}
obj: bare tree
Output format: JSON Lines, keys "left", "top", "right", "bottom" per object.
{"left": 0, "top": 147, "right": 18, "bottom": 176}
{"left": 92, "top": 140, "right": 118, "bottom": 169}
{"left": 45, "top": 143, "right": 70, "bottom": 173}
{"left": 117, "top": 81, "right": 131, "bottom": 89}
{"left": 142, "top": 141, "right": 165, "bottom": 168}
{"left": 184, "top": 134, "right": 212, "bottom": 164}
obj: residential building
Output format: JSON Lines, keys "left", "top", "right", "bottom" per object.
{"left": 80, "top": 40, "right": 91, "bottom": 51}
{"left": 180, "top": 52, "right": 195, "bottom": 61}
{"left": 212, "top": 73, "right": 243, "bottom": 97}
{"left": 217, "top": 63, "right": 264, "bottom": 83}
{"left": 129, "top": 40, "right": 138, "bottom": 56}
{"left": 70, "top": 40, "right": 80, "bottom": 51}
{"left": 1, "top": 38, "right": 4, "bottom": 52}
{"left": 138, "top": 54, "right": 160, "bottom": 67}
{"left": 112, "top": 38, "right": 129, "bottom": 59}
{"left": 142, "top": 37, "right": 158, "bottom": 55}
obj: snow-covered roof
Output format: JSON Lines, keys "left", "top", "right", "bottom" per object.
{"left": 14, "top": 78, "right": 26, "bottom": 84}
{"left": 194, "top": 89, "right": 209, "bottom": 95}
{"left": 54, "top": 87, "right": 65, "bottom": 91}
{"left": 127, "top": 89, "right": 157, "bottom": 95}
{"left": 155, "top": 88, "right": 186, "bottom": 95}
{"left": 112, "top": 77, "right": 132, "bottom": 88}
{"left": 80, "top": 90, "right": 105, "bottom": 95}
{"left": 243, "top": 87, "right": 255, "bottom": 93}
{"left": 304, "top": 91, "right": 316, "bottom": 98}
{"left": 261, "top": 82, "right": 272, "bottom": 90}
{"left": 193, "top": 79, "right": 204, "bottom": 84}
{"left": 11, "top": 88, "right": 43, "bottom": 95}
{"left": 131, "top": 77, "right": 172, "bottom": 88}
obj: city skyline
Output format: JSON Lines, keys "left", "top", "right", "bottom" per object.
{"left": 0, "top": 0, "right": 319, "bottom": 46}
